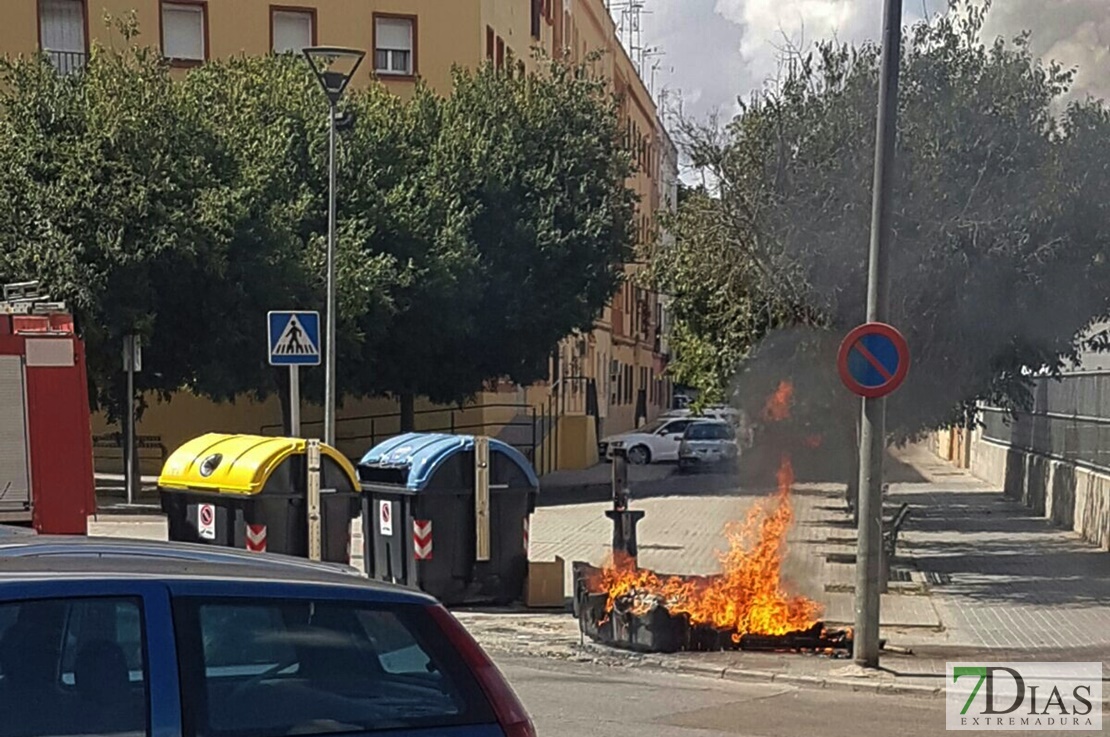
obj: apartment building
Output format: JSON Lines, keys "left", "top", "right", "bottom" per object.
{"left": 0, "top": 0, "right": 673, "bottom": 469}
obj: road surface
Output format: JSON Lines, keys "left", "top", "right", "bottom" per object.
{"left": 498, "top": 655, "right": 1033, "bottom": 737}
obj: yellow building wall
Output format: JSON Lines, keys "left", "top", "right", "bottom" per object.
{"left": 556, "top": 414, "right": 598, "bottom": 470}
{"left": 4, "top": 0, "right": 483, "bottom": 96}
{"left": 0, "top": 1, "right": 39, "bottom": 56}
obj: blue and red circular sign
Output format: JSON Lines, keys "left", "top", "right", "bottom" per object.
{"left": 837, "top": 322, "right": 910, "bottom": 398}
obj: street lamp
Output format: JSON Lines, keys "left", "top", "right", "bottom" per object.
{"left": 303, "top": 46, "right": 365, "bottom": 447}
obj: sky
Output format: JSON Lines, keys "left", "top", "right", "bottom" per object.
{"left": 621, "top": 0, "right": 1110, "bottom": 123}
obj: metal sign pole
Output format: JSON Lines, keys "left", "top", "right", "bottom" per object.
{"left": 306, "top": 439, "right": 322, "bottom": 561}
{"left": 125, "top": 344, "right": 135, "bottom": 506}
{"left": 855, "top": 0, "right": 903, "bottom": 669}
{"left": 289, "top": 366, "right": 301, "bottom": 437}
{"left": 122, "top": 334, "right": 141, "bottom": 506}
{"left": 475, "top": 436, "right": 491, "bottom": 562}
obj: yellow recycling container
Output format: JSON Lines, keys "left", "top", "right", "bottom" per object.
{"left": 158, "top": 433, "right": 359, "bottom": 562}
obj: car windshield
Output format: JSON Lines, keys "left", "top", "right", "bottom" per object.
{"left": 685, "top": 423, "right": 733, "bottom": 440}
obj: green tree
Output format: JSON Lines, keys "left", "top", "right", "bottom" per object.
{"left": 352, "top": 58, "right": 637, "bottom": 428}
{"left": 653, "top": 0, "right": 1110, "bottom": 442}
{"left": 0, "top": 40, "right": 241, "bottom": 418}
{"left": 0, "top": 40, "right": 635, "bottom": 434}
{"left": 178, "top": 54, "right": 403, "bottom": 424}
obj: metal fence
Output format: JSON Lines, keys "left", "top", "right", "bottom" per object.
{"left": 259, "top": 400, "right": 561, "bottom": 476}
{"left": 46, "top": 50, "right": 86, "bottom": 76}
{"left": 981, "top": 370, "right": 1110, "bottom": 472}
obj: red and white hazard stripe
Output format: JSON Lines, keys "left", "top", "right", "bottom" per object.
{"left": 523, "top": 516, "right": 530, "bottom": 557}
{"left": 245, "top": 524, "right": 267, "bottom": 553}
{"left": 413, "top": 520, "right": 433, "bottom": 560}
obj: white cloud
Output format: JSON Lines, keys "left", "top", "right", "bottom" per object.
{"left": 637, "top": 0, "right": 1107, "bottom": 120}
{"left": 982, "top": 0, "right": 1110, "bottom": 102}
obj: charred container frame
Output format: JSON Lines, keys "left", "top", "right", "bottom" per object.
{"left": 573, "top": 561, "right": 856, "bottom": 655}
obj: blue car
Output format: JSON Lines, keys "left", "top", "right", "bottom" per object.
{"left": 0, "top": 537, "right": 535, "bottom": 737}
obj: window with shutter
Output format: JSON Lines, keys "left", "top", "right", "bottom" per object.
{"left": 38, "top": 0, "right": 86, "bottom": 74}
{"left": 374, "top": 16, "right": 415, "bottom": 76}
{"left": 272, "top": 9, "right": 314, "bottom": 54}
{"left": 162, "top": 2, "right": 206, "bottom": 63}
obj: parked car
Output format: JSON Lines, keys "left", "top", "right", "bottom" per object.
{"left": 599, "top": 417, "right": 697, "bottom": 465}
{"left": 0, "top": 537, "right": 535, "bottom": 737}
{"left": 678, "top": 420, "right": 739, "bottom": 473}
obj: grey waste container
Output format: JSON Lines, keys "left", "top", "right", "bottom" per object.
{"left": 358, "top": 433, "right": 540, "bottom": 605}
{"left": 159, "top": 433, "right": 360, "bottom": 563}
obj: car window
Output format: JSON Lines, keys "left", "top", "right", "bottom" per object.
{"left": 173, "top": 598, "right": 496, "bottom": 737}
{"left": 0, "top": 597, "right": 149, "bottom": 737}
{"left": 660, "top": 420, "right": 691, "bottom": 435}
{"left": 636, "top": 419, "right": 667, "bottom": 434}
{"left": 685, "top": 423, "right": 734, "bottom": 440}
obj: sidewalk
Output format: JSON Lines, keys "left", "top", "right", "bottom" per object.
{"left": 462, "top": 443, "right": 1110, "bottom": 698}
{"left": 538, "top": 462, "right": 675, "bottom": 505}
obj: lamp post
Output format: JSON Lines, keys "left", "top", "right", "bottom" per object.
{"left": 854, "top": 0, "right": 904, "bottom": 669}
{"left": 303, "top": 46, "right": 365, "bottom": 447}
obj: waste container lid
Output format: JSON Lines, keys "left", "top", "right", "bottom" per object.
{"left": 158, "top": 433, "right": 358, "bottom": 495}
{"left": 358, "top": 433, "right": 539, "bottom": 491}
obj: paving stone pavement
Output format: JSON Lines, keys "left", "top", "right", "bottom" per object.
{"left": 529, "top": 467, "right": 941, "bottom": 629}
{"left": 889, "top": 445, "right": 1110, "bottom": 654}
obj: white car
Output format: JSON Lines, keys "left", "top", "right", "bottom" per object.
{"left": 678, "top": 420, "right": 740, "bottom": 473}
{"left": 599, "top": 417, "right": 698, "bottom": 465}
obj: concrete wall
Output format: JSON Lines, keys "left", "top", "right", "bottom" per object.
{"left": 968, "top": 432, "right": 1110, "bottom": 551}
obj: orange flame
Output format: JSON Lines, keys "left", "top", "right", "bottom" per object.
{"left": 597, "top": 455, "right": 822, "bottom": 638}
{"left": 762, "top": 380, "right": 794, "bottom": 422}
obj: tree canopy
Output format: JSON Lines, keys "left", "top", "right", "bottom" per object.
{"left": 652, "top": 0, "right": 1110, "bottom": 439}
{"left": 0, "top": 28, "right": 634, "bottom": 425}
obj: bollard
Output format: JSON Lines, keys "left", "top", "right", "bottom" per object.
{"left": 606, "top": 450, "right": 645, "bottom": 562}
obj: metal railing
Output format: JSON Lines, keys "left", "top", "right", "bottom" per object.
{"left": 45, "top": 50, "right": 87, "bottom": 75}
{"left": 260, "top": 400, "right": 562, "bottom": 475}
{"left": 981, "top": 370, "right": 1110, "bottom": 473}
{"left": 91, "top": 432, "right": 167, "bottom": 468}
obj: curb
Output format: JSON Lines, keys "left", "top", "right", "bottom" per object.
{"left": 640, "top": 659, "right": 944, "bottom": 699}
{"left": 536, "top": 482, "right": 611, "bottom": 506}
{"left": 574, "top": 642, "right": 1110, "bottom": 706}
{"left": 575, "top": 641, "right": 944, "bottom": 699}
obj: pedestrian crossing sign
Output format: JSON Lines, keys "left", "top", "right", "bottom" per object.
{"left": 268, "top": 311, "right": 321, "bottom": 366}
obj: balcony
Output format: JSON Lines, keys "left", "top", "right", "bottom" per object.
{"left": 45, "top": 49, "right": 87, "bottom": 75}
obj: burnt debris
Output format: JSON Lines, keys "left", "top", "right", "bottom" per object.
{"left": 573, "top": 561, "right": 856, "bottom": 656}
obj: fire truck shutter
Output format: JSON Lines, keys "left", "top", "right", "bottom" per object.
{"left": 0, "top": 355, "right": 31, "bottom": 508}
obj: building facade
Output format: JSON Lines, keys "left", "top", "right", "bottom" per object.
{"left": 0, "top": 0, "right": 672, "bottom": 470}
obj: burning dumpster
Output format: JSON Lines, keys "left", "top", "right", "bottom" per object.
{"left": 573, "top": 455, "right": 855, "bottom": 656}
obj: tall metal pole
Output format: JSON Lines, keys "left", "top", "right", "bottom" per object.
{"left": 854, "top": 0, "right": 903, "bottom": 669}
{"left": 324, "top": 100, "right": 338, "bottom": 447}
{"left": 124, "top": 337, "right": 136, "bottom": 506}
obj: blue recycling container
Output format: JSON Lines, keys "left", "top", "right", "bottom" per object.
{"left": 357, "top": 433, "right": 539, "bottom": 605}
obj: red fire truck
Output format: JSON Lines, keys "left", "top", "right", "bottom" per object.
{"left": 0, "top": 281, "right": 96, "bottom": 534}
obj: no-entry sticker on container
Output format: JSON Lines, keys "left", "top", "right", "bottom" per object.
{"left": 379, "top": 500, "right": 393, "bottom": 536}
{"left": 198, "top": 503, "right": 216, "bottom": 540}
